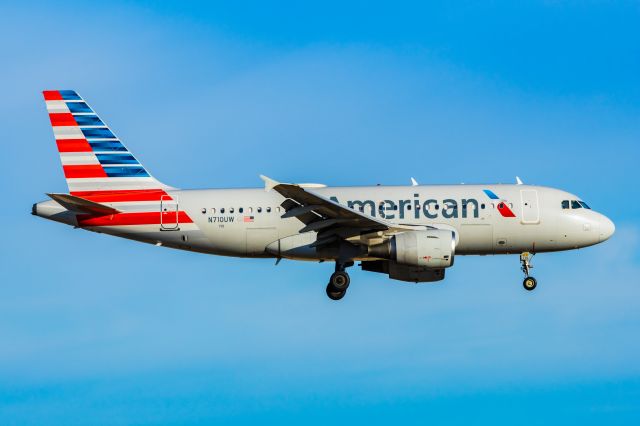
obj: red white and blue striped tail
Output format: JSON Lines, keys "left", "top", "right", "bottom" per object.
{"left": 43, "top": 90, "right": 172, "bottom": 200}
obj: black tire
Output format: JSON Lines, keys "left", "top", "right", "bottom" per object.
{"left": 330, "top": 271, "right": 350, "bottom": 291}
{"left": 523, "top": 276, "right": 537, "bottom": 291}
{"left": 326, "top": 284, "right": 346, "bottom": 301}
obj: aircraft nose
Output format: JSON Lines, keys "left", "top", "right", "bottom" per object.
{"left": 599, "top": 215, "right": 615, "bottom": 242}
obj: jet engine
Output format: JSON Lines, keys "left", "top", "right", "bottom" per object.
{"left": 368, "top": 229, "right": 455, "bottom": 268}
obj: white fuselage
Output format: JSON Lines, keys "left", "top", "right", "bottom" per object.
{"left": 34, "top": 183, "right": 615, "bottom": 260}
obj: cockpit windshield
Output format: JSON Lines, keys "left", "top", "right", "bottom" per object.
{"left": 579, "top": 201, "right": 591, "bottom": 209}
{"left": 562, "top": 200, "right": 591, "bottom": 210}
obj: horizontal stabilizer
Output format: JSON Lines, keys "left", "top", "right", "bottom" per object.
{"left": 47, "top": 193, "right": 121, "bottom": 215}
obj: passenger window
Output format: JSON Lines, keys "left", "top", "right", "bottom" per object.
{"left": 257, "top": 207, "right": 262, "bottom": 213}
{"left": 211, "top": 208, "right": 216, "bottom": 214}
{"left": 229, "top": 207, "right": 234, "bottom": 213}
{"left": 201, "top": 208, "right": 206, "bottom": 214}
{"left": 561, "top": 200, "right": 569, "bottom": 209}
{"left": 220, "top": 208, "right": 225, "bottom": 214}
{"left": 571, "top": 200, "right": 582, "bottom": 209}
{"left": 266, "top": 207, "right": 271, "bottom": 213}
{"left": 239, "top": 207, "right": 244, "bottom": 213}
{"left": 276, "top": 207, "right": 281, "bottom": 213}
{"left": 579, "top": 201, "right": 591, "bottom": 210}
{"left": 248, "top": 207, "right": 253, "bottom": 213}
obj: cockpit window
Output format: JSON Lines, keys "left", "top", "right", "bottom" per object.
{"left": 571, "top": 200, "right": 582, "bottom": 209}
{"left": 561, "top": 200, "right": 570, "bottom": 209}
{"left": 578, "top": 201, "right": 591, "bottom": 209}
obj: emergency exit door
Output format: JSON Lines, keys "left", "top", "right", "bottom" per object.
{"left": 160, "top": 195, "right": 179, "bottom": 230}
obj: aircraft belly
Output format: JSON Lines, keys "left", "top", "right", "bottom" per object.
{"left": 246, "top": 227, "right": 279, "bottom": 256}
{"left": 457, "top": 224, "right": 494, "bottom": 254}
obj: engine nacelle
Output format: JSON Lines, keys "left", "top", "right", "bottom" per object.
{"left": 368, "top": 229, "right": 455, "bottom": 268}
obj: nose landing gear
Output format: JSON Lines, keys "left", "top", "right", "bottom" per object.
{"left": 520, "top": 252, "right": 537, "bottom": 291}
{"left": 326, "top": 261, "right": 353, "bottom": 300}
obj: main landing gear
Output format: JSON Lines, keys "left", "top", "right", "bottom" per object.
{"left": 326, "top": 261, "right": 353, "bottom": 301}
{"left": 520, "top": 252, "right": 537, "bottom": 291}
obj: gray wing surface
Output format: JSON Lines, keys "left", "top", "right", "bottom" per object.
{"left": 260, "top": 175, "right": 421, "bottom": 247}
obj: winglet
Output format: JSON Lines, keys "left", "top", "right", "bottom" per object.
{"left": 515, "top": 176, "right": 523, "bottom": 185}
{"left": 410, "top": 177, "right": 419, "bottom": 186}
{"left": 260, "top": 175, "right": 280, "bottom": 192}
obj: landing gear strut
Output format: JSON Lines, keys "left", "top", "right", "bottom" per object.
{"left": 520, "top": 252, "right": 537, "bottom": 291}
{"left": 326, "top": 261, "right": 353, "bottom": 300}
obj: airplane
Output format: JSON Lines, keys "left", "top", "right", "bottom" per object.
{"left": 33, "top": 90, "right": 616, "bottom": 300}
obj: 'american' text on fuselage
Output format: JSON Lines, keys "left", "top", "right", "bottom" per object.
{"left": 329, "top": 196, "right": 482, "bottom": 219}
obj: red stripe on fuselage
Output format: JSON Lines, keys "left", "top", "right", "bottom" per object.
{"left": 43, "top": 90, "right": 62, "bottom": 101}
{"left": 77, "top": 211, "right": 193, "bottom": 227}
{"left": 56, "top": 139, "right": 93, "bottom": 152}
{"left": 70, "top": 189, "right": 171, "bottom": 202}
{"left": 49, "top": 113, "right": 77, "bottom": 126}
{"left": 63, "top": 165, "right": 107, "bottom": 178}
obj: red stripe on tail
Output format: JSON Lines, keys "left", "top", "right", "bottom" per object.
{"left": 56, "top": 139, "right": 93, "bottom": 153}
{"left": 49, "top": 113, "right": 77, "bottom": 126}
{"left": 63, "top": 165, "right": 107, "bottom": 178}
{"left": 43, "top": 90, "right": 63, "bottom": 101}
{"left": 70, "top": 189, "right": 171, "bottom": 202}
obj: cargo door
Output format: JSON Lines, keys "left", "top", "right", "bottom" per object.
{"left": 459, "top": 224, "right": 493, "bottom": 254}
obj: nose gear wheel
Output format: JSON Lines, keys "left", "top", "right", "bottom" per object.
{"left": 520, "top": 252, "right": 537, "bottom": 291}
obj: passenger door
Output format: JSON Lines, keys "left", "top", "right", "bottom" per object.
{"left": 520, "top": 190, "right": 540, "bottom": 224}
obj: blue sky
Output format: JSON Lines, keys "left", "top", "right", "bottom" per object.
{"left": 1, "top": 1, "right": 639, "bottom": 424}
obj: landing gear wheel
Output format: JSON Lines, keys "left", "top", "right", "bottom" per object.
{"left": 329, "top": 271, "right": 350, "bottom": 291}
{"left": 523, "top": 276, "right": 537, "bottom": 291}
{"left": 326, "top": 284, "right": 346, "bottom": 300}
{"left": 326, "top": 261, "right": 352, "bottom": 300}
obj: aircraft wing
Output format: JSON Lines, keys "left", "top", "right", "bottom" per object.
{"left": 261, "top": 176, "right": 423, "bottom": 246}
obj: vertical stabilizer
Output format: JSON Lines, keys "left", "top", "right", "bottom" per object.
{"left": 43, "top": 90, "right": 171, "bottom": 199}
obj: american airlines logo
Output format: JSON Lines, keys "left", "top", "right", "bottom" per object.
{"left": 329, "top": 189, "right": 516, "bottom": 220}
{"left": 482, "top": 189, "right": 516, "bottom": 217}
{"left": 329, "top": 195, "right": 482, "bottom": 219}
